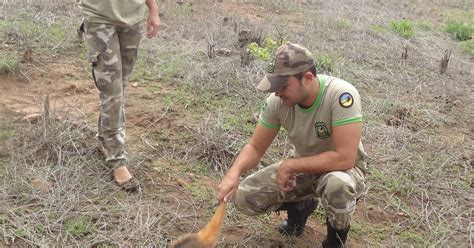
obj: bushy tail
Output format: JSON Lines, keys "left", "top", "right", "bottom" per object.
{"left": 196, "top": 202, "right": 226, "bottom": 246}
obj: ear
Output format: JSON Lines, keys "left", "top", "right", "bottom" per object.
{"left": 303, "top": 71, "right": 313, "bottom": 84}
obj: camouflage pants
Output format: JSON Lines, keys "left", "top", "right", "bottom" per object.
{"left": 83, "top": 20, "right": 144, "bottom": 164}
{"left": 234, "top": 161, "right": 366, "bottom": 230}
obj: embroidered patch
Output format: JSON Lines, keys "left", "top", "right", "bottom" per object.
{"left": 339, "top": 92, "right": 354, "bottom": 108}
{"left": 314, "top": 122, "right": 330, "bottom": 139}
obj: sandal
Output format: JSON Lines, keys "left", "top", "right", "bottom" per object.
{"left": 110, "top": 170, "right": 140, "bottom": 192}
{"left": 115, "top": 176, "right": 140, "bottom": 192}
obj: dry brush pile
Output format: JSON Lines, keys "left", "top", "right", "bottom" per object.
{"left": 0, "top": 100, "right": 208, "bottom": 246}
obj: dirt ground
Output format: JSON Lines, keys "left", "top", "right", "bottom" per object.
{"left": 0, "top": 0, "right": 472, "bottom": 247}
{"left": 0, "top": 52, "right": 379, "bottom": 248}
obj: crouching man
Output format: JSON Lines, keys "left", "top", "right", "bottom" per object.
{"left": 217, "top": 42, "right": 367, "bottom": 247}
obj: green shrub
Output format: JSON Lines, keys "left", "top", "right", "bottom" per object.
{"left": 391, "top": 19, "right": 414, "bottom": 38}
{"left": 445, "top": 21, "right": 473, "bottom": 41}
{"left": 65, "top": 217, "right": 92, "bottom": 237}
{"left": 0, "top": 53, "right": 20, "bottom": 74}
{"left": 247, "top": 38, "right": 280, "bottom": 62}
{"left": 315, "top": 53, "right": 335, "bottom": 72}
{"left": 460, "top": 40, "right": 474, "bottom": 55}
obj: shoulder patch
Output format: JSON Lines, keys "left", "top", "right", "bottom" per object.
{"left": 338, "top": 92, "right": 354, "bottom": 108}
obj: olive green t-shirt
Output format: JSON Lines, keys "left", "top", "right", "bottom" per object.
{"left": 258, "top": 75, "right": 367, "bottom": 171}
{"left": 78, "top": 0, "right": 148, "bottom": 26}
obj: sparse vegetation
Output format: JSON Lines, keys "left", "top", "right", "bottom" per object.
{"left": 0, "top": 130, "right": 13, "bottom": 139}
{"left": 445, "top": 20, "right": 473, "bottom": 41}
{"left": 0, "top": 0, "right": 471, "bottom": 247}
{"left": 399, "top": 230, "right": 425, "bottom": 244}
{"left": 184, "top": 183, "right": 214, "bottom": 203}
{"left": 338, "top": 18, "right": 350, "bottom": 30}
{"left": 0, "top": 52, "right": 20, "bottom": 74}
{"left": 391, "top": 19, "right": 414, "bottom": 38}
{"left": 247, "top": 37, "right": 280, "bottom": 62}
{"left": 0, "top": 9, "right": 77, "bottom": 64}
{"left": 315, "top": 53, "right": 336, "bottom": 73}
{"left": 460, "top": 39, "right": 474, "bottom": 55}
{"left": 66, "top": 217, "right": 92, "bottom": 237}
{"left": 372, "top": 24, "right": 389, "bottom": 34}
{"left": 418, "top": 20, "right": 435, "bottom": 31}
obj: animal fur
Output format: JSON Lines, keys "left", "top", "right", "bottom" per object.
{"left": 172, "top": 202, "right": 226, "bottom": 248}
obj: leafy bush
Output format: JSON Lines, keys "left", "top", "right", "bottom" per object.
{"left": 391, "top": 19, "right": 414, "bottom": 38}
{"left": 247, "top": 37, "right": 280, "bottom": 62}
{"left": 445, "top": 21, "right": 473, "bottom": 41}
{"left": 0, "top": 52, "right": 20, "bottom": 74}
{"left": 247, "top": 37, "right": 285, "bottom": 73}
{"left": 315, "top": 53, "right": 335, "bottom": 72}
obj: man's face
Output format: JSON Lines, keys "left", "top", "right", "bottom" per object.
{"left": 274, "top": 76, "right": 308, "bottom": 107}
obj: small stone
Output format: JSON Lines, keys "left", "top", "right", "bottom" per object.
{"left": 31, "top": 178, "right": 52, "bottom": 192}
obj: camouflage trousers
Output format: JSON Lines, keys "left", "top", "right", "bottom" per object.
{"left": 234, "top": 161, "right": 366, "bottom": 230}
{"left": 83, "top": 20, "right": 144, "bottom": 165}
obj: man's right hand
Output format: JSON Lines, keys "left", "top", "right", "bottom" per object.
{"left": 217, "top": 125, "right": 278, "bottom": 202}
{"left": 217, "top": 174, "right": 240, "bottom": 203}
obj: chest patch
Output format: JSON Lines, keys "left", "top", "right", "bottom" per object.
{"left": 315, "top": 122, "right": 330, "bottom": 139}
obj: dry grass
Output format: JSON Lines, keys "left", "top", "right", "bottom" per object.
{"left": 0, "top": 105, "right": 205, "bottom": 246}
{"left": 0, "top": 0, "right": 472, "bottom": 246}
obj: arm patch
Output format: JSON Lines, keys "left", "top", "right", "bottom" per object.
{"left": 338, "top": 92, "right": 354, "bottom": 108}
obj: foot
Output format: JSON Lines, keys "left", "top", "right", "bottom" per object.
{"left": 322, "top": 220, "right": 350, "bottom": 248}
{"left": 114, "top": 165, "right": 133, "bottom": 184}
{"left": 279, "top": 219, "right": 305, "bottom": 236}
{"left": 277, "top": 198, "right": 317, "bottom": 237}
{"left": 113, "top": 165, "right": 139, "bottom": 192}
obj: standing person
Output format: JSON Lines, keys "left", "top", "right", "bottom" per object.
{"left": 217, "top": 43, "right": 367, "bottom": 247}
{"left": 78, "top": 0, "right": 160, "bottom": 191}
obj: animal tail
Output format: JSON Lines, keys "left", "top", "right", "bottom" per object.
{"left": 196, "top": 202, "right": 226, "bottom": 246}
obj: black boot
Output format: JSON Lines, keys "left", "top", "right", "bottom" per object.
{"left": 277, "top": 198, "right": 317, "bottom": 236}
{"left": 322, "top": 219, "right": 349, "bottom": 248}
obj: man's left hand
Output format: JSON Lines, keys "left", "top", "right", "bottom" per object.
{"left": 276, "top": 159, "right": 296, "bottom": 192}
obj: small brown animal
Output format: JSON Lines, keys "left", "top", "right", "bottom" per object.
{"left": 172, "top": 202, "right": 226, "bottom": 248}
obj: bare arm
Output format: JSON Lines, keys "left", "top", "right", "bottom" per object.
{"left": 145, "top": 0, "right": 160, "bottom": 38}
{"left": 217, "top": 124, "right": 278, "bottom": 202}
{"left": 276, "top": 122, "right": 362, "bottom": 191}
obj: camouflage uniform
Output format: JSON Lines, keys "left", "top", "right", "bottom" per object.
{"left": 234, "top": 42, "right": 368, "bottom": 232}
{"left": 82, "top": 20, "right": 144, "bottom": 165}
{"left": 234, "top": 161, "right": 365, "bottom": 230}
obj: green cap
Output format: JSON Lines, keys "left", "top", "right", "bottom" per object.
{"left": 257, "top": 42, "right": 314, "bottom": 93}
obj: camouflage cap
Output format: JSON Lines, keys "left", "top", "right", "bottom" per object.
{"left": 257, "top": 42, "right": 314, "bottom": 93}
